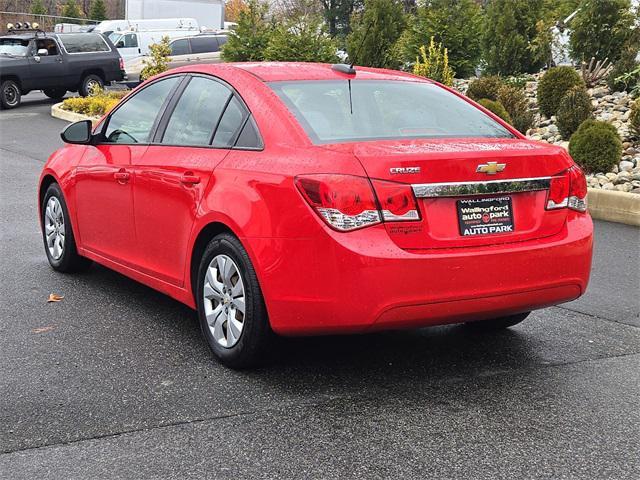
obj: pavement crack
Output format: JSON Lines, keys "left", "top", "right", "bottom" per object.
{"left": 0, "top": 146, "right": 46, "bottom": 164}
{"left": 553, "top": 305, "right": 640, "bottom": 329}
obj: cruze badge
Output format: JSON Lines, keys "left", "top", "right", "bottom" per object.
{"left": 476, "top": 161, "right": 506, "bottom": 174}
{"left": 390, "top": 167, "right": 421, "bottom": 175}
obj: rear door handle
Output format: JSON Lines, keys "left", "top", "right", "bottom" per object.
{"left": 114, "top": 169, "right": 130, "bottom": 183}
{"left": 180, "top": 173, "right": 201, "bottom": 185}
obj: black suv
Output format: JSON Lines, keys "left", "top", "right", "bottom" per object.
{"left": 0, "top": 28, "right": 125, "bottom": 109}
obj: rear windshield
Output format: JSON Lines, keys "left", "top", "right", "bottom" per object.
{"left": 0, "top": 38, "right": 30, "bottom": 57}
{"left": 57, "top": 33, "right": 110, "bottom": 53}
{"left": 270, "top": 80, "right": 514, "bottom": 144}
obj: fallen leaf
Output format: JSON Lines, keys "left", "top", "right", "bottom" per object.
{"left": 32, "top": 326, "right": 56, "bottom": 334}
{"left": 47, "top": 293, "right": 64, "bottom": 303}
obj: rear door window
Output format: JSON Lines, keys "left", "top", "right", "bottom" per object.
{"left": 170, "top": 39, "right": 190, "bottom": 56}
{"left": 190, "top": 37, "right": 218, "bottom": 54}
{"left": 212, "top": 96, "right": 247, "bottom": 147}
{"left": 57, "top": 33, "right": 110, "bottom": 53}
{"left": 103, "top": 77, "right": 180, "bottom": 144}
{"left": 161, "top": 76, "right": 232, "bottom": 145}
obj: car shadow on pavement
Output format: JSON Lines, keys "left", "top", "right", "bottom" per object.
{"left": 75, "top": 262, "right": 539, "bottom": 384}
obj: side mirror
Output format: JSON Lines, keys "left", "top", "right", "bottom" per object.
{"left": 37, "top": 48, "right": 48, "bottom": 56}
{"left": 61, "top": 120, "right": 92, "bottom": 145}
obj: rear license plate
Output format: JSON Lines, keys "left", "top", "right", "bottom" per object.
{"left": 457, "top": 196, "right": 514, "bottom": 236}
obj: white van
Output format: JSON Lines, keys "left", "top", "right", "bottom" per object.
{"left": 93, "top": 18, "right": 198, "bottom": 37}
{"left": 108, "top": 28, "right": 201, "bottom": 59}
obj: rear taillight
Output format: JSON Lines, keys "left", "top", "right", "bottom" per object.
{"left": 295, "top": 174, "right": 381, "bottom": 231}
{"left": 295, "top": 174, "right": 420, "bottom": 231}
{"left": 119, "top": 57, "right": 125, "bottom": 70}
{"left": 370, "top": 179, "right": 420, "bottom": 221}
{"left": 546, "top": 166, "right": 587, "bottom": 212}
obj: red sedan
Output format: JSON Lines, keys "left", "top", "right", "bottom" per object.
{"left": 39, "top": 63, "right": 593, "bottom": 368}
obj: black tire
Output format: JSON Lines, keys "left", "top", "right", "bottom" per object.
{"left": 43, "top": 88, "right": 67, "bottom": 101}
{"left": 78, "top": 74, "right": 104, "bottom": 97}
{"left": 1, "top": 79, "right": 21, "bottom": 109}
{"left": 196, "top": 233, "right": 271, "bottom": 369}
{"left": 465, "top": 312, "right": 530, "bottom": 331}
{"left": 41, "top": 183, "right": 92, "bottom": 273}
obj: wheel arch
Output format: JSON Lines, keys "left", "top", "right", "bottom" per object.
{"left": 38, "top": 173, "right": 59, "bottom": 216}
{"left": 80, "top": 69, "right": 106, "bottom": 84}
{"left": 0, "top": 75, "right": 22, "bottom": 92}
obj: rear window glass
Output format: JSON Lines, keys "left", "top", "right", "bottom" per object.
{"left": 190, "top": 36, "right": 218, "bottom": 53}
{"left": 0, "top": 38, "right": 30, "bottom": 56}
{"left": 57, "top": 33, "right": 110, "bottom": 53}
{"left": 269, "top": 80, "right": 514, "bottom": 144}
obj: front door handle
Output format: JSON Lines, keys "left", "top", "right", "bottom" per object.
{"left": 180, "top": 173, "right": 201, "bottom": 185}
{"left": 114, "top": 169, "right": 130, "bottom": 184}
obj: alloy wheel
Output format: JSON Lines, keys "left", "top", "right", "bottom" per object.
{"left": 203, "top": 254, "right": 246, "bottom": 348}
{"left": 86, "top": 79, "right": 101, "bottom": 96}
{"left": 44, "top": 196, "right": 65, "bottom": 260}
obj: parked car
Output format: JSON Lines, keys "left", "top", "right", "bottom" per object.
{"left": 0, "top": 28, "right": 124, "bottom": 109}
{"left": 92, "top": 17, "right": 199, "bottom": 38}
{"left": 39, "top": 63, "right": 593, "bottom": 368}
{"left": 108, "top": 27, "right": 201, "bottom": 60}
{"left": 123, "top": 33, "right": 227, "bottom": 85}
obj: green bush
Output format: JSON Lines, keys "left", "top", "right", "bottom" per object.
{"left": 466, "top": 76, "right": 503, "bottom": 101}
{"left": 569, "top": 120, "right": 622, "bottom": 173}
{"left": 140, "top": 36, "right": 170, "bottom": 81}
{"left": 222, "top": 0, "right": 273, "bottom": 62}
{"left": 346, "top": 0, "right": 405, "bottom": 69}
{"left": 630, "top": 98, "right": 640, "bottom": 137}
{"left": 537, "top": 66, "right": 584, "bottom": 118}
{"left": 263, "top": 18, "right": 339, "bottom": 63}
{"left": 497, "top": 85, "right": 534, "bottom": 133}
{"left": 412, "top": 37, "right": 455, "bottom": 86}
{"left": 400, "top": 0, "right": 483, "bottom": 78}
{"left": 478, "top": 99, "right": 512, "bottom": 124}
{"left": 569, "top": 0, "right": 635, "bottom": 63}
{"left": 556, "top": 86, "right": 593, "bottom": 139}
{"left": 482, "top": 0, "right": 544, "bottom": 75}
{"left": 607, "top": 46, "right": 640, "bottom": 92}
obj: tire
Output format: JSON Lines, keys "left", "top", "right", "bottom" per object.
{"left": 78, "top": 74, "right": 104, "bottom": 97}
{"left": 43, "top": 88, "right": 67, "bottom": 101}
{"left": 465, "top": 312, "right": 530, "bottom": 331}
{"left": 1, "top": 80, "right": 21, "bottom": 109}
{"left": 196, "top": 233, "right": 271, "bottom": 369}
{"left": 41, "top": 183, "right": 92, "bottom": 273}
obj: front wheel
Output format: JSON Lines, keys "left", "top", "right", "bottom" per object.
{"left": 43, "top": 88, "right": 67, "bottom": 101}
{"left": 465, "top": 312, "right": 530, "bottom": 331}
{"left": 196, "top": 233, "right": 271, "bottom": 369}
{"left": 1, "top": 80, "right": 21, "bottom": 109}
{"left": 79, "top": 74, "right": 104, "bottom": 97}
{"left": 41, "top": 183, "right": 92, "bottom": 272}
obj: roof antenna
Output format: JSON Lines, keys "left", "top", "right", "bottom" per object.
{"left": 331, "top": 17, "right": 374, "bottom": 75}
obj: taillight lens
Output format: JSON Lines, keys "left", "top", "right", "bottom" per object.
{"left": 371, "top": 179, "right": 420, "bottom": 221}
{"left": 119, "top": 57, "right": 125, "bottom": 70}
{"left": 295, "top": 174, "right": 381, "bottom": 231}
{"left": 546, "top": 166, "right": 587, "bottom": 212}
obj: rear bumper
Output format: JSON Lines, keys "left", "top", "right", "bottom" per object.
{"left": 246, "top": 212, "right": 593, "bottom": 335}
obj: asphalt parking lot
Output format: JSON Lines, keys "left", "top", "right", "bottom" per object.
{"left": 1, "top": 92, "right": 639, "bottom": 479}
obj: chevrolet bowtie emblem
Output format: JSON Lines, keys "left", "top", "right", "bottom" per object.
{"left": 476, "top": 161, "right": 506, "bottom": 174}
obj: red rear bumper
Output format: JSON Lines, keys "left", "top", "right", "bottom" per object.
{"left": 246, "top": 212, "right": 593, "bottom": 335}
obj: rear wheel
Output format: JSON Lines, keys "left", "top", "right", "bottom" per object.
{"left": 1, "top": 80, "right": 21, "bottom": 109}
{"left": 465, "top": 312, "right": 530, "bottom": 331}
{"left": 79, "top": 74, "right": 104, "bottom": 97}
{"left": 43, "top": 88, "right": 67, "bottom": 101}
{"left": 196, "top": 233, "right": 271, "bottom": 369}
{"left": 41, "top": 183, "right": 92, "bottom": 272}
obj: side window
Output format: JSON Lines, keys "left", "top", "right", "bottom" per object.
{"left": 123, "top": 33, "right": 138, "bottom": 48}
{"left": 235, "top": 117, "right": 263, "bottom": 149}
{"left": 190, "top": 36, "right": 218, "bottom": 53}
{"left": 215, "top": 36, "right": 227, "bottom": 48}
{"left": 212, "top": 96, "right": 246, "bottom": 147}
{"left": 103, "top": 77, "right": 180, "bottom": 144}
{"left": 57, "top": 33, "right": 109, "bottom": 53}
{"left": 170, "top": 39, "right": 190, "bottom": 56}
{"left": 162, "top": 77, "right": 232, "bottom": 145}
{"left": 35, "top": 38, "right": 59, "bottom": 55}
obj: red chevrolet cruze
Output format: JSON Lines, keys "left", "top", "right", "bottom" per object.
{"left": 39, "top": 63, "right": 593, "bottom": 367}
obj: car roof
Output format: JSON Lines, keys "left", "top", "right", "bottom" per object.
{"left": 231, "top": 62, "right": 431, "bottom": 83}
